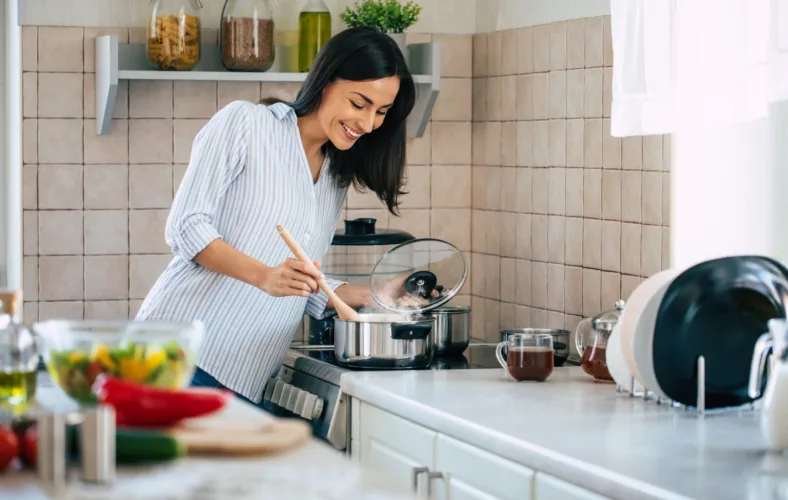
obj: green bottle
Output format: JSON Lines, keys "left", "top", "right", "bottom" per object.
{"left": 298, "top": 0, "right": 331, "bottom": 72}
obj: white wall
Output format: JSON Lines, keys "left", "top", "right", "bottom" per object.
{"left": 476, "top": 0, "right": 610, "bottom": 32}
{"left": 19, "top": 0, "right": 476, "bottom": 34}
{"left": 671, "top": 104, "right": 788, "bottom": 269}
{"left": 1, "top": 0, "right": 20, "bottom": 292}
{"left": 0, "top": 0, "right": 5, "bottom": 288}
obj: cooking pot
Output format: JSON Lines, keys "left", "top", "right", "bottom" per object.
{"left": 431, "top": 305, "right": 471, "bottom": 357}
{"left": 332, "top": 238, "right": 467, "bottom": 369}
{"left": 333, "top": 314, "right": 436, "bottom": 369}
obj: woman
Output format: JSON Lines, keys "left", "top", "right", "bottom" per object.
{"left": 136, "top": 27, "right": 416, "bottom": 403}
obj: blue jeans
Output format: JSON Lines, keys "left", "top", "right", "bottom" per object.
{"left": 190, "top": 367, "right": 256, "bottom": 405}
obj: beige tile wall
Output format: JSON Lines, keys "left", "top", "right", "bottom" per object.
{"left": 21, "top": 21, "right": 671, "bottom": 347}
{"left": 469, "top": 17, "right": 671, "bottom": 347}
{"left": 20, "top": 26, "right": 474, "bottom": 338}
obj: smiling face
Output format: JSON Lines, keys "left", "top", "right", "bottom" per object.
{"left": 317, "top": 77, "right": 401, "bottom": 150}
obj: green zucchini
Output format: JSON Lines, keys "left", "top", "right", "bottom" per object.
{"left": 115, "top": 428, "right": 185, "bottom": 463}
{"left": 66, "top": 425, "right": 185, "bottom": 464}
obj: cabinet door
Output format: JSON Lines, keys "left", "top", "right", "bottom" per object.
{"left": 431, "top": 434, "right": 535, "bottom": 500}
{"left": 359, "top": 402, "right": 437, "bottom": 493}
{"left": 534, "top": 473, "right": 609, "bottom": 500}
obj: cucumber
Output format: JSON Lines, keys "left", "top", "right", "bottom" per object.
{"left": 66, "top": 425, "right": 185, "bottom": 464}
{"left": 115, "top": 428, "right": 185, "bottom": 464}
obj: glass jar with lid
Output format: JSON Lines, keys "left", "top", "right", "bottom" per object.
{"left": 221, "top": 0, "right": 275, "bottom": 71}
{"left": 0, "top": 291, "right": 38, "bottom": 408}
{"left": 146, "top": 0, "right": 203, "bottom": 71}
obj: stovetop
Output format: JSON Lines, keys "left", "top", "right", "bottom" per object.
{"left": 283, "top": 342, "right": 503, "bottom": 387}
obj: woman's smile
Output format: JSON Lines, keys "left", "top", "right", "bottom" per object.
{"left": 340, "top": 122, "right": 364, "bottom": 141}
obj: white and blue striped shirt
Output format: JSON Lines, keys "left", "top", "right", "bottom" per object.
{"left": 136, "top": 100, "right": 347, "bottom": 402}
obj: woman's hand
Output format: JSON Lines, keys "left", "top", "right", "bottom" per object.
{"left": 259, "top": 258, "right": 323, "bottom": 297}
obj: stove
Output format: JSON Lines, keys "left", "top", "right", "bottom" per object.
{"left": 260, "top": 343, "right": 503, "bottom": 452}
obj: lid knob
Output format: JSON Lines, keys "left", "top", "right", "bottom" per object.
{"left": 404, "top": 271, "right": 439, "bottom": 299}
{"left": 344, "top": 218, "right": 377, "bottom": 236}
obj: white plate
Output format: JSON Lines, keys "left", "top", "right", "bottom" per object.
{"left": 619, "top": 269, "right": 682, "bottom": 388}
{"left": 632, "top": 279, "right": 674, "bottom": 400}
{"left": 607, "top": 322, "right": 631, "bottom": 388}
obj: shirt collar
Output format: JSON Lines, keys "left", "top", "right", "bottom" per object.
{"left": 269, "top": 102, "right": 296, "bottom": 121}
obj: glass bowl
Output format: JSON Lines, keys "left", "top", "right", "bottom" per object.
{"left": 33, "top": 320, "right": 204, "bottom": 404}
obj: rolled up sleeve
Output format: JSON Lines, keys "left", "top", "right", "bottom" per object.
{"left": 166, "top": 101, "right": 251, "bottom": 263}
{"left": 306, "top": 278, "right": 348, "bottom": 319}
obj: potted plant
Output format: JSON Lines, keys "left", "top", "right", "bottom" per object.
{"left": 339, "top": 0, "right": 422, "bottom": 59}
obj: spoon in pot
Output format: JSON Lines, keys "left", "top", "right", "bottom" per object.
{"left": 276, "top": 224, "right": 362, "bottom": 322}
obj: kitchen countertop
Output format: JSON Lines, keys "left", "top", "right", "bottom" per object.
{"left": 5, "top": 375, "right": 415, "bottom": 500}
{"left": 341, "top": 366, "right": 788, "bottom": 500}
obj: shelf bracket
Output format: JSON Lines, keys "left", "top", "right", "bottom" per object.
{"left": 95, "top": 35, "right": 119, "bottom": 135}
{"left": 406, "top": 43, "right": 441, "bottom": 139}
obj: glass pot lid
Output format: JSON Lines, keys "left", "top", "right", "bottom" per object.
{"left": 370, "top": 238, "right": 467, "bottom": 314}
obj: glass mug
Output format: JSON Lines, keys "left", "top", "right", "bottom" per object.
{"left": 495, "top": 333, "right": 554, "bottom": 381}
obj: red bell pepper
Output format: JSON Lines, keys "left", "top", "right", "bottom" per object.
{"left": 92, "top": 375, "right": 232, "bottom": 427}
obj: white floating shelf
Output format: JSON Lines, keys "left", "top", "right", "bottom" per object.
{"left": 95, "top": 35, "right": 440, "bottom": 138}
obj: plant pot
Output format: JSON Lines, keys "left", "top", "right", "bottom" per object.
{"left": 388, "top": 32, "right": 408, "bottom": 64}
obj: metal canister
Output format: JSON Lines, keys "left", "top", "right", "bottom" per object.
{"left": 80, "top": 405, "right": 116, "bottom": 484}
{"left": 37, "top": 411, "right": 67, "bottom": 490}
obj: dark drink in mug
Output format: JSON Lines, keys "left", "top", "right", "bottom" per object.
{"left": 496, "top": 333, "right": 554, "bottom": 381}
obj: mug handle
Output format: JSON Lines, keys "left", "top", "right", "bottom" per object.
{"left": 495, "top": 342, "right": 513, "bottom": 380}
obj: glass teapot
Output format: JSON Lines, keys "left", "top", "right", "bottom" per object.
{"left": 0, "top": 291, "right": 38, "bottom": 408}
{"left": 575, "top": 300, "right": 625, "bottom": 383}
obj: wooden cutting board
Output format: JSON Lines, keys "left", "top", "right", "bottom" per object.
{"left": 169, "top": 418, "right": 312, "bottom": 456}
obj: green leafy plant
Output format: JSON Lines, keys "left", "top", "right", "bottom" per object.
{"left": 339, "top": 0, "right": 422, "bottom": 34}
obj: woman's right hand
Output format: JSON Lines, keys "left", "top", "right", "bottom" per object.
{"left": 259, "top": 258, "right": 323, "bottom": 297}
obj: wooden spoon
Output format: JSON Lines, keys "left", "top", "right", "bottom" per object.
{"left": 276, "top": 224, "right": 362, "bottom": 322}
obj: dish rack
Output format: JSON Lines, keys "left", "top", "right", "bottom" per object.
{"left": 615, "top": 356, "right": 759, "bottom": 418}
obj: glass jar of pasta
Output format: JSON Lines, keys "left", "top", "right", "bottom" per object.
{"left": 146, "top": 0, "right": 203, "bottom": 71}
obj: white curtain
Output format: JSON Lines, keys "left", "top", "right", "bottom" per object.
{"left": 610, "top": 0, "right": 788, "bottom": 137}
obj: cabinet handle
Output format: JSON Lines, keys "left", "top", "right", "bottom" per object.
{"left": 426, "top": 471, "right": 452, "bottom": 500}
{"left": 411, "top": 466, "right": 429, "bottom": 494}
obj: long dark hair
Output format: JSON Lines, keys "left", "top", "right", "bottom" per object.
{"left": 262, "top": 27, "right": 416, "bottom": 214}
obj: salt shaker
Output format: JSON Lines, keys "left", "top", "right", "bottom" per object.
{"left": 80, "top": 405, "right": 116, "bottom": 484}
{"left": 37, "top": 410, "right": 68, "bottom": 490}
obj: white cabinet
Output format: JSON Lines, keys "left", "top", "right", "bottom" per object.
{"left": 353, "top": 400, "right": 611, "bottom": 500}
{"left": 432, "top": 434, "right": 535, "bottom": 500}
{"left": 358, "top": 401, "right": 437, "bottom": 495}
{"left": 534, "top": 473, "right": 609, "bottom": 500}
{"left": 355, "top": 401, "right": 536, "bottom": 500}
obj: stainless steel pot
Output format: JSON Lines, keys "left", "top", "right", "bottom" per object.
{"left": 430, "top": 305, "right": 471, "bottom": 357}
{"left": 333, "top": 313, "right": 436, "bottom": 369}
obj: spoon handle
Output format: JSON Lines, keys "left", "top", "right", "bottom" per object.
{"left": 276, "top": 224, "right": 362, "bottom": 322}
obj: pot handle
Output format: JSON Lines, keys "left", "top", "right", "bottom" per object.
{"left": 391, "top": 323, "right": 432, "bottom": 340}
